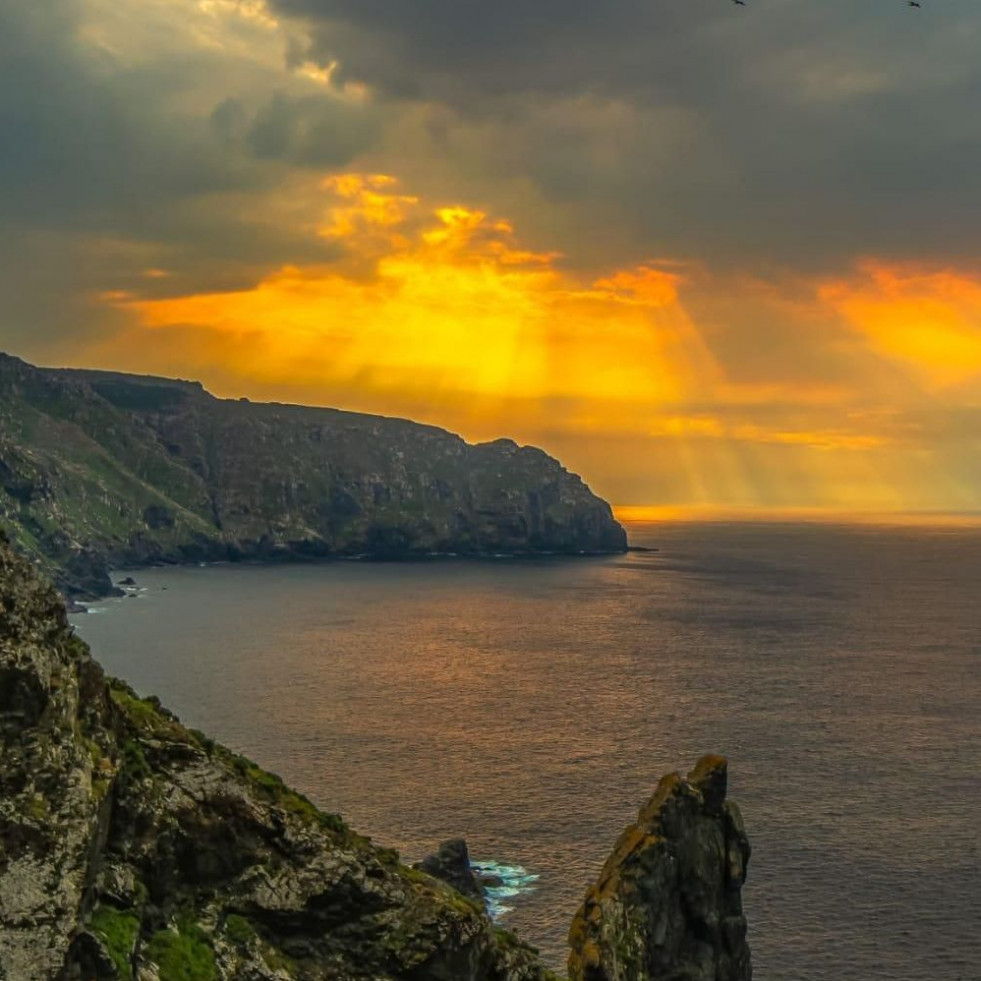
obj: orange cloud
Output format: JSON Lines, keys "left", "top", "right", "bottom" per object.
{"left": 80, "top": 176, "right": 981, "bottom": 514}
{"left": 647, "top": 415, "right": 885, "bottom": 451}
{"left": 594, "top": 266, "right": 683, "bottom": 307}
{"left": 321, "top": 173, "right": 418, "bottom": 239}
{"left": 106, "top": 175, "right": 708, "bottom": 411}
{"left": 821, "top": 262, "right": 981, "bottom": 389}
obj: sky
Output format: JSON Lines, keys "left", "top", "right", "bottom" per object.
{"left": 1, "top": 0, "right": 980, "bottom": 513}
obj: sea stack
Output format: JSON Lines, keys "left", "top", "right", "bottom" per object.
{"left": 413, "top": 838, "right": 487, "bottom": 904}
{"left": 568, "top": 756, "right": 752, "bottom": 981}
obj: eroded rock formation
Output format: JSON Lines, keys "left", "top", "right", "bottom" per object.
{"left": 568, "top": 756, "right": 752, "bottom": 981}
{"left": 414, "top": 839, "right": 487, "bottom": 905}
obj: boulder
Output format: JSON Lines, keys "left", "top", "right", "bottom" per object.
{"left": 414, "top": 838, "right": 486, "bottom": 904}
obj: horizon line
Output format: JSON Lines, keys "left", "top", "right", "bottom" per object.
{"left": 613, "top": 505, "right": 981, "bottom": 527}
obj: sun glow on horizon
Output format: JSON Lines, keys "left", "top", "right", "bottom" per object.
{"left": 613, "top": 505, "right": 981, "bottom": 527}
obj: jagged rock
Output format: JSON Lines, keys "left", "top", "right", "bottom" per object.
{"left": 0, "top": 352, "right": 627, "bottom": 599}
{"left": 568, "top": 756, "right": 751, "bottom": 981}
{"left": 414, "top": 839, "right": 486, "bottom": 904}
{"left": 0, "top": 534, "right": 554, "bottom": 981}
{"left": 0, "top": 541, "right": 110, "bottom": 979}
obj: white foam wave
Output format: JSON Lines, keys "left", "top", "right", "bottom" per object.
{"left": 471, "top": 860, "right": 540, "bottom": 921}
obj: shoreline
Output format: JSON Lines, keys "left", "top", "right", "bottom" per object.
{"left": 66, "top": 545, "right": 634, "bottom": 610}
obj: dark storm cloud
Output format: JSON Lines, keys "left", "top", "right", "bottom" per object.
{"left": 243, "top": 91, "right": 380, "bottom": 165}
{"left": 274, "top": 0, "right": 734, "bottom": 103}
{"left": 269, "top": 0, "right": 981, "bottom": 268}
{"left": 0, "top": 1, "right": 234, "bottom": 227}
{"left": 3, "top": 0, "right": 980, "bottom": 360}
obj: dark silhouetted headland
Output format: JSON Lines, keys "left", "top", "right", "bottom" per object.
{"left": 0, "top": 353, "right": 627, "bottom": 599}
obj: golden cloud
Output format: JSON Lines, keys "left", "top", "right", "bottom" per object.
{"left": 821, "top": 262, "right": 981, "bottom": 390}
{"left": 84, "top": 176, "right": 981, "bottom": 512}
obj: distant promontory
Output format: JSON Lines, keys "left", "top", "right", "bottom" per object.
{"left": 0, "top": 353, "right": 627, "bottom": 599}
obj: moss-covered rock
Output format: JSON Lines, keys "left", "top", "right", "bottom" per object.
{"left": 147, "top": 916, "right": 217, "bottom": 981}
{"left": 89, "top": 906, "right": 141, "bottom": 980}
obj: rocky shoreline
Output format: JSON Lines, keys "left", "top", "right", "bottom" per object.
{"left": 0, "top": 533, "right": 749, "bottom": 980}
{"left": 67, "top": 543, "right": 630, "bottom": 612}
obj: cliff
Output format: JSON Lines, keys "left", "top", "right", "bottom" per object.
{"left": 0, "top": 353, "right": 627, "bottom": 599}
{"left": 0, "top": 533, "right": 751, "bottom": 980}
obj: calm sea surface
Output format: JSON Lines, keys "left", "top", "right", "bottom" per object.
{"left": 72, "top": 521, "right": 981, "bottom": 979}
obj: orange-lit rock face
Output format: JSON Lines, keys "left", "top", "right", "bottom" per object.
{"left": 80, "top": 175, "right": 981, "bottom": 515}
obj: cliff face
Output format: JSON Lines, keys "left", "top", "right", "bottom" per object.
{"left": 0, "top": 532, "right": 751, "bottom": 981}
{"left": 568, "top": 757, "right": 752, "bottom": 981}
{"left": 0, "top": 353, "right": 627, "bottom": 598}
{"left": 0, "top": 535, "right": 554, "bottom": 981}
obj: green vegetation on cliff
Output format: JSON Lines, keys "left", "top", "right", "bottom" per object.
{"left": 0, "top": 533, "right": 553, "bottom": 980}
{"left": 0, "top": 352, "right": 626, "bottom": 598}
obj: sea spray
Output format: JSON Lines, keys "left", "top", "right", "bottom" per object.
{"left": 471, "top": 861, "right": 540, "bottom": 919}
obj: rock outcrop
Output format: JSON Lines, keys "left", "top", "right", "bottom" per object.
{"left": 414, "top": 839, "right": 487, "bottom": 905}
{"left": 0, "top": 353, "right": 627, "bottom": 599}
{"left": 0, "top": 534, "right": 554, "bottom": 980}
{"left": 568, "top": 756, "right": 752, "bottom": 981}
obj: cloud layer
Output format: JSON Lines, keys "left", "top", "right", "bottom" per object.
{"left": 1, "top": 0, "right": 979, "bottom": 511}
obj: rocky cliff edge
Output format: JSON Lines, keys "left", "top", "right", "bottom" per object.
{"left": 0, "top": 533, "right": 750, "bottom": 980}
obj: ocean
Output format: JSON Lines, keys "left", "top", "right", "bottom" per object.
{"left": 71, "top": 520, "right": 981, "bottom": 979}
